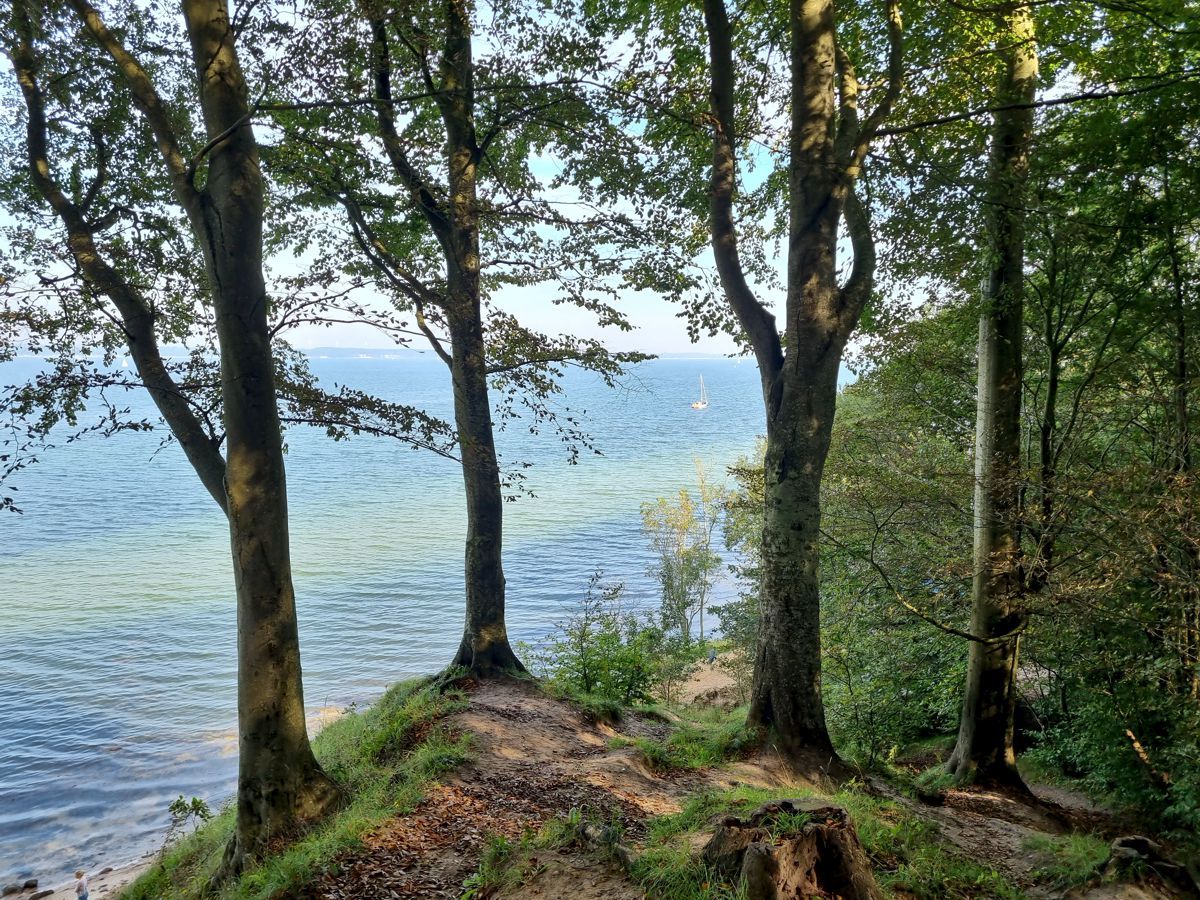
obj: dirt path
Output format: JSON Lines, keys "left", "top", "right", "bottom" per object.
{"left": 300, "top": 678, "right": 726, "bottom": 899}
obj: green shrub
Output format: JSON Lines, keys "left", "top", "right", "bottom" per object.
{"left": 522, "top": 571, "right": 703, "bottom": 707}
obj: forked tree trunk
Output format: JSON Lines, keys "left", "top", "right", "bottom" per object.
{"left": 947, "top": 2, "right": 1037, "bottom": 789}
{"left": 179, "top": 0, "right": 340, "bottom": 873}
{"left": 702, "top": 0, "right": 900, "bottom": 771}
{"left": 25, "top": 0, "right": 340, "bottom": 878}
{"left": 16, "top": 0, "right": 340, "bottom": 876}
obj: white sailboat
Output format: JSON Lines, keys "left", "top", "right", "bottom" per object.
{"left": 691, "top": 375, "right": 709, "bottom": 410}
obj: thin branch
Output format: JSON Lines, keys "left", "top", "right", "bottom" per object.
{"left": 878, "top": 69, "right": 1200, "bottom": 137}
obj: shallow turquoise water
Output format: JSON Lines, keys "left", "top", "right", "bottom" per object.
{"left": 0, "top": 356, "right": 764, "bottom": 885}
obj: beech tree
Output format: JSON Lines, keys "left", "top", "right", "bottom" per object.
{"left": 263, "top": 0, "right": 650, "bottom": 675}
{"left": 946, "top": 3, "right": 1039, "bottom": 789}
{"left": 2, "top": 0, "right": 343, "bottom": 875}
{"left": 580, "top": 0, "right": 905, "bottom": 767}
{"left": 697, "top": 0, "right": 903, "bottom": 767}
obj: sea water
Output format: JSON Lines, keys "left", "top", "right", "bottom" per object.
{"left": 0, "top": 355, "right": 764, "bottom": 886}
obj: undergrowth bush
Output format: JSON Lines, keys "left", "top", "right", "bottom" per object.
{"left": 621, "top": 708, "right": 757, "bottom": 772}
{"left": 1023, "top": 833, "right": 1110, "bottom": 889}
{"left": 521, "top": 571, "right": 704, "bottom": 707}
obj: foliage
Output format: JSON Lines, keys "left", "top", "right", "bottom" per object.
{"left": 641, "top": 462, "right": 726, "bottom": 642}
{"left": 121, "top": 678, "right": 470, "bottom": 900}
{"left": 710, "top": 448, "right": 764, "bottom": 703}
{"left": 261, "top": 0, "right": 655, "bottom": 479}
{"left": 820, "top": 388, "right": 971, "bottom": 767}
{"left": 0, "top": 0, "right": 460, "bottom": 508}
{"left": 163, "top": 796, "right": 214, "bottom": 850}
{"left": 718, "top": 411, "right": 968, "bottom": 768}
{"left": 523, "top": 571, "right": 703, "bottom": 707}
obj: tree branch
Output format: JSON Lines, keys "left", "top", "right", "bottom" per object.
{"left": 702, "top": 0, "right": 782, "bottom": 389}
{"left": 877, "top": 69, "right": 1200, "bottom": 137}
{"left": 66, "top": 0, "right": 203, "bottom": 217}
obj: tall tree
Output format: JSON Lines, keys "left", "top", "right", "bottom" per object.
{"left": 946, "top": 2, "right": 1038, "bottom": 788}
{"left": 2, "top": 0, "right": 339, "bottom": 874}
{"left": 698, "top": 0, "right": 902, "bottom": 767}
{"left": 267, "top": 0, "right": 646, "bottom": 675}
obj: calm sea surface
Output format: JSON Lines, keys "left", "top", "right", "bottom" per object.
{"left": 0, "top": 355, "right": 764, "bottom": 886}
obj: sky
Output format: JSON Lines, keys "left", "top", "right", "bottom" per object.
{"left": 282, "top": 278, "right": 750, "bottom": 357}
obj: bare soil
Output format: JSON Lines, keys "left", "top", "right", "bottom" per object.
{"left": 299, "top": 675, "right": 797, "bottom": 898}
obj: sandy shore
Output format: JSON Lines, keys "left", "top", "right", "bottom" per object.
{"left": 22, "top": 857, "right": 153, "bottom": 900}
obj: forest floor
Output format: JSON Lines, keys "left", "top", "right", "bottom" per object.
{"left": 281, "top": 668, "right": 1195, "bottom": 900}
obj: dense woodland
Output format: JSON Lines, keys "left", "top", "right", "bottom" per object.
{"left": 1, "top": 0, "right": 1197, "bottom": 894}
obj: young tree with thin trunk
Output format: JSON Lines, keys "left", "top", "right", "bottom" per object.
{"left": 698, "top": 0, "right": 902, "bottom": 769}
{"left": 3, "top": 0, "right": 338, "bottom": 875}
{"left": 946, "top": 2, "right": 1038, "bottom": 789}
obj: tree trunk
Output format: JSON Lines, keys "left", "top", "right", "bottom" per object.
{"left": 947, "top": 2, "right": 1037, "bottom": 790}
{"left": 31, "top": 0, "right": 339, "bottom": 877}
{"left": 748, "top": 346, "right": 843, "bottom": 767}
{"left": 438, "top": 0, "right": 524, "bottom": 676}
{"left": 447, "top": 303, "right": 525, "bottom": 675}
{"left": 702, "top": 0, "right": 899, "bottom": 769}
{"left": 1166, "top": 211, "right": 1198, "bottom": 698}
{"left": 179, "top": 0, "right": 339, "bottom": 874}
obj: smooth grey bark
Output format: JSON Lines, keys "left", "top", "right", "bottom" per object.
{"left": 369, "top": 0, "right": 523, "bottom": 676}
{"left": 1165, "top": 203, "right": 1199, "bottom": 698}
{"left": 179, "top": 0, "right": 341, "bottom": 870}
{"left": 947, "top": 3, "right": 1038, "bottom": 790}
{"left": 701, "top": 0, "right": 900, "bottom": 769}
{"left": 11, "top": 0, "right": 341, "bottom": 876}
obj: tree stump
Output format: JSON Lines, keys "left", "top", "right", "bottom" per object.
{"left": 701, "top": 798, "right": 883, "bottom": 900}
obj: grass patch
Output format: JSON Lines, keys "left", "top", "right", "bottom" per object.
{"left": 461, "top": 833, "right": 526, "bottom": 899}
{"left": 121, "top": 677, "right": 470, "bottom": 899}
{"left": 833, "top": 787, "right": 1021, "bottom": 898}
{"left": 1024, "top": 833, "right": 1109, "bottom": 889}
{"left": 462, "top": 808, "right": 624, "bottom": 897}
{"left": 631, "top": 705, "right": 758, "bottom": 772}
{"left": 631, "top": 787, "right": 799, "bottom": 900}
{"left": 631, "top": 843, "right": 746, "bottom": 899}
{"left": 913, "top": 765, "right": 957, "bottom": 794}
{"left": 629, "top": 783, "right": 1020, "bottom": 900}
{"left": 536, "top": 680, "right": 624, "bottom": 724}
